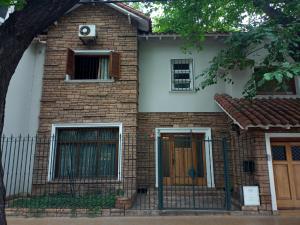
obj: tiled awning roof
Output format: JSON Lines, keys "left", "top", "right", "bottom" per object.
{"left": 215, "top": 94, "right": 300, "bottom": 130}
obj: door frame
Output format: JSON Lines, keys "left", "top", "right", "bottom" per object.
{"left": 265, "top": 133, "right": 300, "bottom": 211}
{"left": 155, "top": 127, "right": 214, "bottom": 188}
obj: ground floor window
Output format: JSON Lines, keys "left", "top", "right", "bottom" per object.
{"left": 54, "top": 127, "right": 119, "bottom": 179}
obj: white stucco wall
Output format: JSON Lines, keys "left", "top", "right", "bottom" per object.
{"left": 138, "top": 37, "right": 252, "bottom": 112}
{"left": 2, "top": 43, "right": 45, "bottom": 195}
{"left": 3, "top": 43, "right": 45, "bottom": 136}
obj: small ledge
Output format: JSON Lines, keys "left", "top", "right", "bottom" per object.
{"left": 169, "top": 90, "right": 196, "bottom": 94}
{"left": 64, "top": 79, "right": 114, "bottom": 83}
{"left": 48, "top": 178, "right": 121, "bottom": 184}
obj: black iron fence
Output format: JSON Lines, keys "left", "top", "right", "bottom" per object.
{"left": 0, "top": 134, "right": 258, "bottom": 216}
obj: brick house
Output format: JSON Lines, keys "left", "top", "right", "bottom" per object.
{"left": 2, "top": 1, "right": 300, "bottom": 215}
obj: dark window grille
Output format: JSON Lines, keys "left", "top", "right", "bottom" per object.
{"left": 55, "top": 127, "right": 119, "bottom": 179}
{"left": 271, "top": 145, "right": 287, "bottom": 161}
{"left": 74, "top": 55, "right": 110, "bottom": 80}
{"left": 174, "top": 135, "right": 191, "bottom": 148}
{"left": 171, "top": 59, "right": 193, "bottom": 91}
{"left": 291, "top": 146, "right": 300, "bottom": 161}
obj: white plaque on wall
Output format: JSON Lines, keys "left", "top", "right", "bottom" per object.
{"left": 243, "top": 186, "right": 260, "bottom": 206}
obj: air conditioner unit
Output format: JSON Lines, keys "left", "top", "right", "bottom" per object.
{"left": 79, "top": 25, "right": 96, "bottom": 44}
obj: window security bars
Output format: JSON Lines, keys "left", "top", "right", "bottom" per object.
{"left": 0, "top": 134, "right": 257, "bottom": 216}
{"left": 54, "top": 128, "right": 119, "bottom": 179}
{"left": 171, "top": 59, "right": 194, "bottom": 91}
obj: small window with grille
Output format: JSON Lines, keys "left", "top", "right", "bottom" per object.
{"left": 171, "top": 59, "right": 194, "bottom": 91}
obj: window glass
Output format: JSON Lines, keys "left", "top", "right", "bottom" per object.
{"left": 272, "top": 145, "right": 287, "bottom": 161}
{"left": 291, "top": 146, "right": 300, "bottom": 161}
{"left": 55, "top": 127, "right": 119, "bottom": 179}
{"left": 174, "top": 135, "right": 191, "bottom": 148}
{"left": 74, "top": 55, "right": 110, "bottom": 80}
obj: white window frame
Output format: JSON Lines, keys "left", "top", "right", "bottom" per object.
{"left": 47, "top": 122, "right": 123, "bottom": 181}
{"left": 265, "top": 132, "right": 300, "bottom": 211}
{"left": 171, "top": 59, "right": 194, "bottom": 92}
{"left": 66, "top": 50, "right": 114, "bottom": 82}
{"left": 155, "top": 127, "right": 215, "bottom": 188}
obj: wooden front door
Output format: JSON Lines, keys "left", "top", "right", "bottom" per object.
{"left": 161, "top": 133, "right": 206, "bottom": 186}
{"left": 271, "top": 142, "right": 300, "bottom": 209}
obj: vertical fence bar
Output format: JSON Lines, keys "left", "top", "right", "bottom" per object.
{"left": 157, "top": 136, "right": 163, "bottom": 210}
{"left": 222, "top": 137, "right": 231, "bottom": 210}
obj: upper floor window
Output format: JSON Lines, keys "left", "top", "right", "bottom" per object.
{"left": 66, "top": 49, "right": 120, "bottom": 81}
{"left": 171, "top": 59, "right": 194, "bottom": 91}
{"left": 254, "top": 67, "right": 296, "bottom": 95}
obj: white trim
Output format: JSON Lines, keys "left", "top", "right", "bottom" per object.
{"left": 67, "top": 2, "right": 150, "bottom": 32}
{"left": 108, "top": 3, "right": 150, "bottom": 32}
{"left": 255, "top": 95, "right": 300, "bottom": 99}
{"left": 138, "top": 33, "right": 230, "bottom": 40}
{"left": 171, "top": 59, "right": 194, "bottom": 92}
{"left": 245, "top": 124, "right": 300, "bottom": 130}
{"left": 155, "top": 127, "right": 214, "bottom": 188}
{"left": 48, "top": 122, "right": 123, "bottom": 182}
{"left": 74, "top": 50, "right": 113, "bottom": 55}
{"left": 65, "top": 79, "right": 114, "bottom": 83}
{"left": 265, "top": 132, "right": 300, "bottom": 211}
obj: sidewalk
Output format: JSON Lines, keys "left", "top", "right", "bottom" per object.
{"left": 7, "top": 215, "right": 300, "bottom": 225}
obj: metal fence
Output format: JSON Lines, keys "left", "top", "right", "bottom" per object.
{"left": 0, "top": 134, "right": 257, "bottom": 216}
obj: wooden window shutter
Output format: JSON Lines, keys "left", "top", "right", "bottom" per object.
{"left": 109, "top": 52, "right": 121, "bottom": 79}
{"left": 66, "top": 48, "right": 75, "bottom": 78}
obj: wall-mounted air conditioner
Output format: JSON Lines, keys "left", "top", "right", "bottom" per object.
{"left": 79, "top": 25, "right": 96, "bottom": 44}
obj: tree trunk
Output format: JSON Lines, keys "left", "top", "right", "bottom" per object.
{"left": 0, "top": 98, "right": 5, "bottom": 225}
{"left": 0, "top": 0, "right": 81, "bottom": 223}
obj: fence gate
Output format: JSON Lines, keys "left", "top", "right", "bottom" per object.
{"left": 158, "top": 134, "right": 231, "bottom": 210}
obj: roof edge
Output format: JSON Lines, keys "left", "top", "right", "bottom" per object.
{"left": 66, "top": 2, "right": 151, "bottom": 32}
{"left": 215, "top": 94, "right": 300, "bottom": 130}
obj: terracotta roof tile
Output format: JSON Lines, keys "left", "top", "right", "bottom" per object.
{"left": 115, "top": 3, "right": 151, "bottom": 21}
{"left": 215, "top": 94, "right": 300, "bottom": 129}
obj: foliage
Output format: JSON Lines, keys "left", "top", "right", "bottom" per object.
{"left": 126, "top": 1, "right": 162, "bottom": 28}
{"left": 0, "top": 0, "right": 25, "bottom": 9}
{"left": 156, "top": 0, "right": 300, "bottom": 97}
{"left": 10, "top": 193, "right": 116, "bottom": 210}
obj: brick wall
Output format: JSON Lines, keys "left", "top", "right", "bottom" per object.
{"left": 137, "top": 112, "right": 230, "bottom": 187}
{"left": 33, "top": 4, "right": 139, "bottom": 197}
{"left": 229, "top": 124, "right": 300, "bottom": 213}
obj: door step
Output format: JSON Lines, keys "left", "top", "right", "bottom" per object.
{"left": 278, "top": 210, "right": 300, "bottom": 216}
{"left": 159, "top": 209, "right": 231, "bottom": 216}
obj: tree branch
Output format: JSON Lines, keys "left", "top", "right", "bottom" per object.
{"left": 251, "top": 0, "right": 291, "bottom": 23}
{"left": 0, "top": 1, "right": 80, "bottom": 224}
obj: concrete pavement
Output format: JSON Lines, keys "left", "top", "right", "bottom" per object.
{"left": 7, "top": 215, "right": 300, "bottom": 225}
